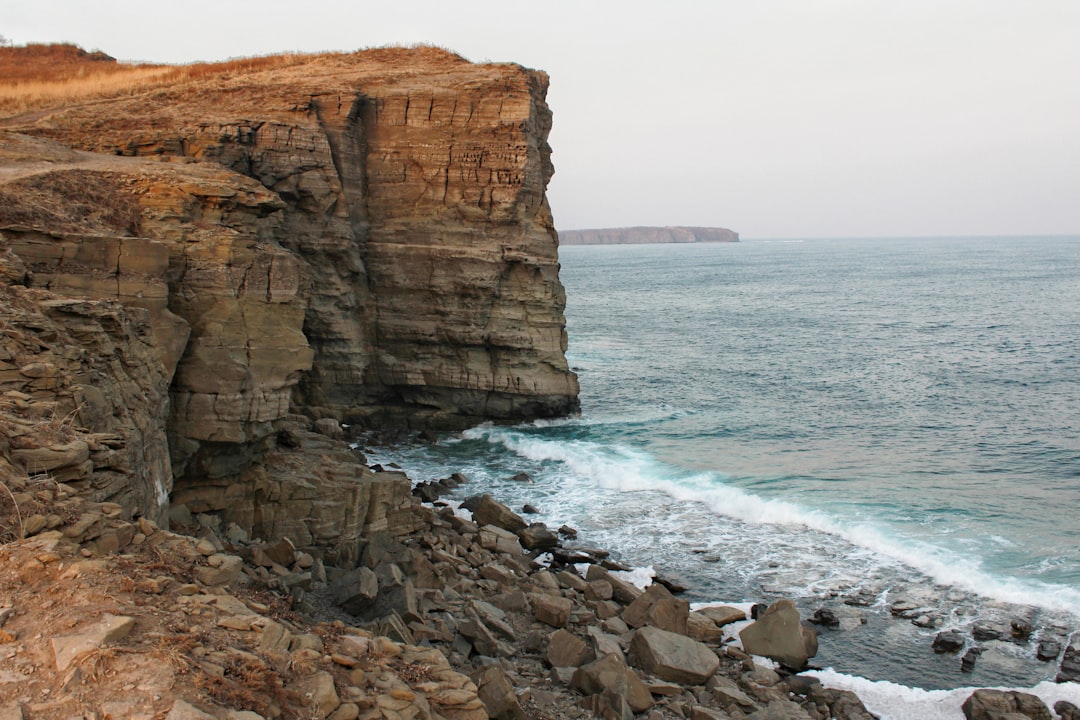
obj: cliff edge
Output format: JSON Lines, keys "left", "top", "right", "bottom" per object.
{"left": 0, "top": 45, "right": 578, "bottom": 553}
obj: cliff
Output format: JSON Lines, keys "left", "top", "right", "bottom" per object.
{"left": 559, "top": 226, "right": 739, "bottom": 245}
{"left": 0, "top": 46, "right": 578, "bottom": 554}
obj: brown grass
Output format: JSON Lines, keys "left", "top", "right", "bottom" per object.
{"left": 0, "top": 44, "right": 313, "bottom": 116}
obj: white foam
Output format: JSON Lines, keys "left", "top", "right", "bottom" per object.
{"left": 807, "top": 668, "right": 1080, "bottom": 720}
{"left": 610, "top": 565, "right": 656, "bottom": 590}
{"left": 464, "top": 425, "right": 1080, "bottom": 617}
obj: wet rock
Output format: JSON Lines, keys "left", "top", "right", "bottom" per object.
{"left": 972, "top": 623, "right": 1004, "bottom": 642}
{"left": 810, "top": 608, "right": 840, "bottom": 628}
{"left": 1055, "top": 701, "right": 1080, "bottom": 720}
{"left": 557, "top": 524, "right": 578, "bottom": 538}
{"left": 653, "top": 571, "right": 691, "bottom": 594}
{"left": 510, "top": 472, "right": 533, "bottom": 483}
{"left": 628, "top": 625, "right": 719, "bottom": 685}
{"left": 1058, "top": 641, "right": 1080, "bottom": 683}
{"left": 809, "top": 686, "right": 878, "bottom": 720}
{"left": 1010, "top": 619, "right": 1035, "bottom": 641}
{"left": 932, "top": 629, "right": 966, "bottom": 654}
{"left": 889, "top": 598, "right": 925, "bottom": 618}
{"left": 413, "top": 482, "right": 443, "bottom": 503}
{"left": 961, "top": 689, "right": 1051, "bottom": 720}
{"left": 738, "top": 599, "right": 818, "bottom": 670}
{"left": 960, "top": 646, "right": 983, "bottom": 673}
{"left": 522, "top": 504, "right": 539, "bottom": 514}
{"left": 1036, "top": 639, "right": 1061, "bottom": 661}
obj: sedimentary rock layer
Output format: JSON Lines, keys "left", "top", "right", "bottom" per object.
{"left": 0, "top": 47, "right": 579, "bottom": 552}
{"left": 2, "top": 47, "right": 578, "bottom": 495}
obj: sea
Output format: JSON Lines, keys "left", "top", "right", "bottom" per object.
{"left": 365, "top": 236, "right": 1080, "bottom": 719}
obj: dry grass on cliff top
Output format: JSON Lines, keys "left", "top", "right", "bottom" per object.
{"left": 0, "top": 43, "right": 313, "bottom": 116}
{"left": 0, "top": 43, "right": 473, "bottom": 118}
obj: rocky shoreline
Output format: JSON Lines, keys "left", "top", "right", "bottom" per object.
{"left": 6, "top": 418, "right": 1078, "bottom": 719}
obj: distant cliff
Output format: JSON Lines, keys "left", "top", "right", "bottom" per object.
{"left": 0, "top": 45, "right": 579, "bottom": 545}
{"left": 559, "top": 226, "right": 739, "bottom": 245}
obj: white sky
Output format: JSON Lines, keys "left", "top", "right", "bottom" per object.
{"left": 5, "top": 0, "right": 1079, "bottom": 238}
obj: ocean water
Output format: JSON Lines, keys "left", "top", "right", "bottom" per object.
{"left": 366, "top": 236, "right": 1080, "bottom": 710}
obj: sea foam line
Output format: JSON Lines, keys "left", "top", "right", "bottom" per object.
{"left": 464, "top": 425, "right": 1080, "bottom": 616}
{"left": 807, "top": 669, "right": 1080, "bottom": 720}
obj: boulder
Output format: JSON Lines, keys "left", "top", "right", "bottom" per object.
{"left": 628, "top": 625, "right": 719, "bottom": 685}
{"left": 1058, "top": 641, "right": 1080, "bottom": 683}
{"left": 686, "top": 612, "right": 726, "bottom": 644}
{"left": 961, "top": 689, "right": 1051, "bottom": 720}
{"left": 961, "top": 647, "right": 984, "bottom": 673}
{"left": 621, "top": 583, "right": 674, "bottom": 628}
{"left": 533, "top": 593, "right": 573, "bottom": 628}
{"left": 1055, "top": 701, "right": 1080, "bottom": 720}
{"left": 697, "top": 605, "right": 746, "bottom": 627}
{"left": 517, "top": 523, "right": 560, "bottom": 550}
{"left": 479, "top": 525, "right": 524, "bottom": 556}
{"left": 571, "top": 652, "right": 653, "bottom": 713}
{"left": 469, "top": 495, "right": 527, "bottom": 533}
{"left": 195, "top": 555, "right": 243, "bottom": 587}
{"left": 738, "top": 599, "right": 818, "bottom": 670}
{"left": 932, "top": 629, "right": 966, "bottom": 654}
{"left": 708, "top": 676, "right": 759, "bottom": 714}
{"left": 546, "top": 628, "right": 594, "bottom": 668}
{"left": 329, "top": 566, "right": 379, "bottom": 615}
{"left": 1036, "top": 639, "right": 1061, "bottom": 661}
{"left": 51, "top": 614, "right": 136, "bottom": 671}
{"left": 645, "top": 598, "right": 690, "bottom": 636}
{"left": 810, "top": 607, "right": 840, "bottom": 628}
{"left": 471, "top": 665, "right": 527, "bottom": 720}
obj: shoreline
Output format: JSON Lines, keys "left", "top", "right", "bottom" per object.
{"left": 358, "top": 431, "right": 1080, "bottom": 716}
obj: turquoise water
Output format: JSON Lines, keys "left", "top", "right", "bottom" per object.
{"left": 368, "top": 236, "right": 1080, "bottom": 690}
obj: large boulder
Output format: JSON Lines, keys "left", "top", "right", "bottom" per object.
{"left": 738, "top": 599, "right": 818, "bottom": 670}
{"left": 961, "top": 689, "right": 1052, "bottom": 720}
{"left": 471, "top": 665, "right": 527, "bottom": 720}
{"left": 628, "top": 625, "right": 719, "bottom": 685}
{"left": 571, "top": 652, "right": 653, "bottom": 714}
{"left": 469, "top": 495, "right": 527, "bottom": 533}
{"left": 546, "top": 629, "right": 594, "bottom": 668}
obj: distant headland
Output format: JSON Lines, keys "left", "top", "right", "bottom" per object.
{"left": 558, "top": 225, "right": 739, "bottom": 245}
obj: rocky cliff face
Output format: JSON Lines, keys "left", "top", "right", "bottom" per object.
{"left": 0, "top": 47, "right": 579, "bottom": 552}
{"left": 559, "top": 226, "right": 739, "bottom": 245}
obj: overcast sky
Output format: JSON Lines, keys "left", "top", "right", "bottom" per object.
{"left": 5, "top": 1, "right": 1079, "bottom": 238}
